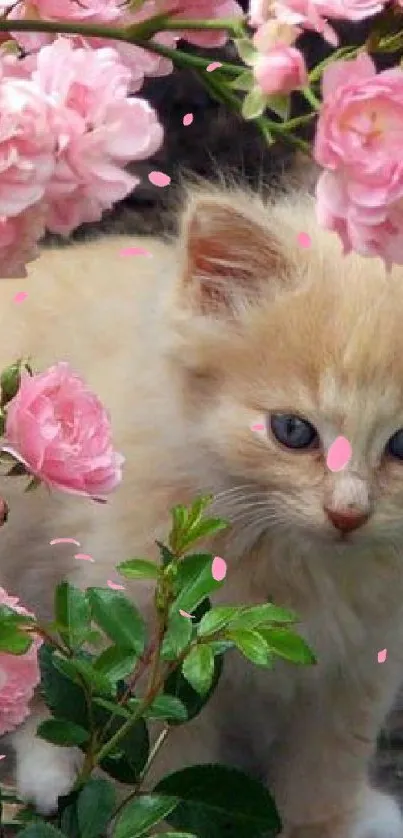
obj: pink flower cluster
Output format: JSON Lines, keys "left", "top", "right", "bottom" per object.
{"left": 3, "top": 362, "right": 124, "bottom": 499}
{"left": 0, "top": 588, "right": 42, "bottom": 736}
{"left": 249, "top": 0, "right": 386, "bottom": 45}
{"left": 314, "top": 54, "right": 403, "bottom": 267}
{"left": 0, "top": 0, "right": 242, "bottom": 277}
{"left": 252, "top": 21, "right": 307, "bottom": 95}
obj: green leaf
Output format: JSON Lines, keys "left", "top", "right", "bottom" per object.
{"left": 266, "top": 94, "right": 291, "bottom": 120}
{"left": 117, "top": 558, "right": 159, "bottom": 580}
{"left": 182, "top": 646, "right": 214, "bottom": 696}
{"left": 229, "top": 603, "right": 297, "bottom": 630}
{"left": 0, "top": 604, "right": 35, "bottom": 627}
{"left": 164, "top": 655, "right": 223, "bottom": 725}
{"left": 173, "top": 554, "right": 224, "bottom": 615}
{"left": 39, "top": 645, "right": 90, "bottom": 728}
{"left": 87, "top": 588, "right": 145, "bottom": 656}
{"left": 37, "top": 718, "right": 89, "bottom": 747}
{"left": 179, "top": 519, "right": 228, "bottom": 553}
{"left": 145, "top": 695, "right": 188, "bottom": 723}
{"left": 77, "top": 778, "right": 116, "bottom": 838}
{"left": 94, "top": 646, "right": 137, "bottom": 683}
{"left": 226, "top": 629, "right": 273, "bottom": 667}
{"left": 242, "top": 87, "right": 268, "bottom": 120}
{"left": 1, "top": 361, "right": 22, "bottom": 404}
{"left": 93, "top": 697, "right": 131, "bottom": 720}
{"left": 161, "top": 611, "right": 193, "bottom": 660}
{"left": 235, "top": 37, "right": 257, "bottom": 66}
{"left": 115, "top": 795, "right": 179, "bottom": 838}
{"left": 53, "top": 654, "right": 113, "bottom": 696}
{"left": 197, "top": 606, "right": 242, "bottom": 637}
{"left": 18, "top": 825, "right": 67, "bottom": 838}
{"left": 54, "top": 582, "right": 91, "bottom": 650}
{"left": 156, "top": 765, "right": 281, "bottom": 838}
{"left": 229, "top": 69, "right": 254, "bottom": 91}
{"left": 156, "top": 541, "right": 176, "bottom": 568}
{"left": 94, "top": 705, "right": 149, "bottom": 784}
{"left": 259, "top": 627, "right": 317, "bottom": 665}
{"left": 149, "top": 834, "right": 197, "bottom": 838}
{"left": 0, "top": 625, "right": 32, "bottom": 654}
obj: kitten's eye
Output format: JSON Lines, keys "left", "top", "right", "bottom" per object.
{"left": 386, "top": 429, "right": 403, "bottom": 459}
{"left": 269, "top": 413, "right": 319, "bottom": 450}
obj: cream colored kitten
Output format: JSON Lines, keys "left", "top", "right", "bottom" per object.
{"left": 2, "top": 186, "right": 403, "bottom": 837}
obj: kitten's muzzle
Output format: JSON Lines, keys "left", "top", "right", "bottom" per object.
{"left": 324, "top": 506, "right": 370, "bottom": 534}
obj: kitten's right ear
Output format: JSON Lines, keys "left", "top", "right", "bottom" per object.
{"left": 179, "top": 191, "right": 286, "bottom": 315}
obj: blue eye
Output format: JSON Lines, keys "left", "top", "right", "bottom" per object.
{"left": 386, "top": 429, "right": 403, "bottom": 459}
{"left": 269, "top": 414, "right": 319, "bottom": 450}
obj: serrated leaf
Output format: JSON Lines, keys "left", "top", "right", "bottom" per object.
{"left": 117, "top": 559, "right": 159, "bottom": 580}
{"left": 155, "top": 765, "right": 281, "bottom": 838}
{"left": 182, "top": 646, "right": 214, "bottom": 696}
{"left": 259, "top": 627, "right": 316, "bottom": 665}
{"left": 53, "top": 654, "right": 113, "bottom": 696}
{"left": 229, "top": 603, "right": 297, "bottom": 630}
{"left": 115, "top": 794, "right": 179, "bottom": 838}
{"left": 37, "top": 719, "right": 89, "bottom": 747}
{"left": 161, "top": 611, "right": 193, "bottom": 660}
{"left": 77, "top": 777, "right": 116, "bottom": 838}
{"left": 146, "top": 695, "right": 188, "bottom": 723}
{"left": 54, "top": 582, "right": 91, "bottom": 650}
{"left": 39, "top": 645, "right": 90, "bottom": 728}
{"left": 179, "top": 519, "right": 228, "bottom": 553}
{"left": 226, "top": 629, "right": 273, "bottom": 667}
{"left": 235, "top": 37, "right": 258, "bottom": 65}
{"left": 93, "top": 646, "right": 137, "bottom": 683}
{"left": 87, "top": 588, "right": 145, "bottom": 656}
{"left": 173, "top": 554, "right": 224, "bottom": 615}
{"left": 242, "top": 87, "right": 268, "bottom": 120}
{"left": 197, "top": 606, "right": 242, "bottom": 637}
{"left": 164, "top": 654, "right": 223, "bottom": 725}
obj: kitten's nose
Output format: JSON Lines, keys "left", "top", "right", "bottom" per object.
{"left": 324, "top": 506, "right": 369, "bottom": 533}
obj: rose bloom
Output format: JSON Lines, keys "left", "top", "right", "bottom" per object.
{"left": 0, "top": 588, "right": 42, "bottom": 736}
{"left": 254, "top": 44, "right": 308, "bottom": 93}
{"left": 4, "top": 362, "right": 124, "bottom": 499}
{"left": 249, "top": 0, "right": 385, "bottom": 45}
{"left": 314, "top": 53, "right": 403, "bottom": 266}
{"left": 26, "top": 38, "right": 163, "bottom": 235}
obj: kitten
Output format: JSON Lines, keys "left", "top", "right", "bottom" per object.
{"left": 2, "top": 185, "right": 403, "bottom": 837}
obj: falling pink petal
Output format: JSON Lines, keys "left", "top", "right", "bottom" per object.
{"left": 0, "top": 755, "right": 5, "bottom": 760}
{"left": 297, "top": 232, "right": 311, "bottom": 248}
{"left": 119, "top": 246, "right": 152, "bottom": 258}
{"left": 74, "top": 553, "right": 95, "bottom": 562}
{"left": 50, "top": 538, "right": 81, "bottom": 546}
{"left": 14, "top": 291, "right": 28, "bottom": 303}
{"left": 378, "top": 648, "right": 387, "bottom": 663}
{"left": 148, "top": 171, "right": 171, "bottom": 188}
{"left": 183, "top": 113, "right": 194, "bottom": 126}
{"left": 212, "top": 555, "right": 227, "bottom": 582}
{"left": 251, "top": 422, "right": 265, "bottom": 433}
{"left": 179, "top": 609, "right": 194, "bottom": 619}
{"left": 207, "top": 62, "right": 222, "bottom": 72}
{"left": 326, "top": 436, "right": 352, "bottom": 472}
{"left": 107, "top": 579, "right": 125, "bottom": 590}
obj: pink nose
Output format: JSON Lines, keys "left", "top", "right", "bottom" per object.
{"left": 324, "top": 506, "right": 369, "bottom": 534}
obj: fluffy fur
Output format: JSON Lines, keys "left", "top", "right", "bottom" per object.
{"left": 1, "top": 186, "right": 403, "bottom": 836}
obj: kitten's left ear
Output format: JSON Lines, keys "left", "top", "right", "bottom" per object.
{"left": 179, "top": 192, "right": 286, "bottom": 313}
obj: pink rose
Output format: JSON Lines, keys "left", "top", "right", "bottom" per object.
{"left": 0, "top": 588, "right": 42, "bottom": 736}
{"left": 314, "top": 53, "right": 403, "bottom": 266}
{"left": 4, "top": 362, "right": 124, "bottom": 499}
{"left": 27, "top": 38, "right": 163, "bottom": 236}
{"left": 254, "top": 44, "right": 308, "bottom": 93}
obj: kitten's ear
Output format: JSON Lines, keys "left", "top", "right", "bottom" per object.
{"left": 179, "top": 192, "right": 286, "bottom": 314}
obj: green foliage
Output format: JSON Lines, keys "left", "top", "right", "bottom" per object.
{"left": 0, "top": 494, "right": 316, "bottom": 838}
